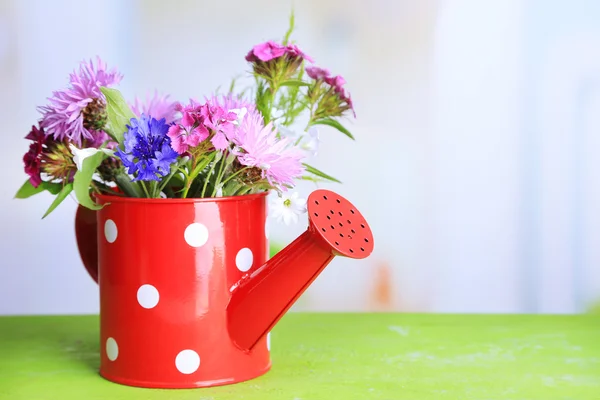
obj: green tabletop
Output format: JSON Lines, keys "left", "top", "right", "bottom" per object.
{"left": 0, "top": 314, "right": 599, "bottom": 399}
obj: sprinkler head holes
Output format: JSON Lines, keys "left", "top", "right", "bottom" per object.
{"left": 307, "top": 189, "right": 374, "bottom": 259}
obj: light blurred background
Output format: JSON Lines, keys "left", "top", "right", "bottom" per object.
{"left": 1, "top": 0, "right": 600, "bottom": 315}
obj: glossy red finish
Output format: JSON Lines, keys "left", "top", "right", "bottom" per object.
{"left": 227, "top": 189, "right": 374, "bottom": 350}
{"left": 73, "top": 189, "right": 374, "bottom": 388}
{"left": 74, "top": 205, "right": 99, "bottom": 283}
{"left": 93, "top": 192, "right": 270, "bottom": 388}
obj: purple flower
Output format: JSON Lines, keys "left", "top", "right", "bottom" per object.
{"left": 306, "top": 66, "right": 330, "bottom": 80}
{"left": 232, "top": 113, "right": 304, "bottom": 189}
{"left": 115, "top": 114, "right": 178, "bottom": 181}
{"left": 131, "top": 91, "right": 179, "bottom": 124}
{"left": 39, "top": 57, "right": 122, "bottom": 147}
{"left": 246, "top": 41, "right": 286, "bottom": 62}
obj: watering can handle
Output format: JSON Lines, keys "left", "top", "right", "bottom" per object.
{"left": 74, "top": 205, "right": 99, "bottom": 283}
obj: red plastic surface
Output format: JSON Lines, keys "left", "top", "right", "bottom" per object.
{"left": 227, "top": 189, "right": 374, "bottom": 350}
{"left": 74, "top": 205, "right": 99, "bottom": 283}
{"left": 73, "top": 189, "right": 374, "bottom": 388}
{"left": 80, "top": 193, "right": 270, "bottom": 388}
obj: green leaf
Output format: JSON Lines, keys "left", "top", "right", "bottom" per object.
{"left": 14, "top": 180, "right": 63, "bottom": 199}
{"left": 100, "top": 87, "right": 135, "bottom": 144}
{"left": 115, "top": 172, "right": 143, "bottom": 198}
{"left": 73, "top": 151, "right": 106, "bottom": 210}
{"left": 303, "top": 163, "right": 342, "bottom": 183}
{"left": 280, "top": 80, "right": 309, "bottom": 88}
{"left": 312, "top": 118, "right": 355, "bottom": 140}
{"left": 42, "top": 183, "right": 73, "bottom": 219}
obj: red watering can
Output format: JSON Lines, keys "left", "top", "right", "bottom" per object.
{"left": 75, "top": 189, "right": 374, "bottom": 388}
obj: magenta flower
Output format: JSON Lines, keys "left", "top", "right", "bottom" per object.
{"left": 167, "top": 102, "right": 209, "bottom": 154}
{"left": 306, "top": 66, "right": 330, "bottom": 80}
{"left": 246, "top": 41, "right": 313, "bottom": 80}
{"left": 232, "top": 113, "right": 304, "bottom": 189}
{"left": 245, "top": 41, "right": 286, "bottom": 62}
{"left": 285, "top": 44, "right": 314, "bottom": 63}
{"left": 167, "top": 100, "right": 238, "bottom": 154}
{"left": 200, "top": 104, "right": 237, "bottom": 150}
{"left": 246, "top": 41, "right": 312, "bottom": 63}
{"left": 131, "top": 91, "right": 179, "bottom": 124}
{"left": 39, "top": 57, "right": 122, "bottom": 147}
{"left": 325, "top": 75, "right": 347, "bottom": 94}
{"left": 307, "top": 66, "right": 356, "bottom": 118}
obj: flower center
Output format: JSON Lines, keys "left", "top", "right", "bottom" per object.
{"left": 284, "top": 199, "right": 292, "bottom": 207}
{"left": 82, "top": 98, "right": 108, "bottom": 131}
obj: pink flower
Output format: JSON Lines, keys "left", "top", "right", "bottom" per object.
{"left": 232, "top": 113, "right": 304, "bottom": 189}
{"left": 131, "top": 91, "right": 179, "bottom": 124}
{"left": 199, "top": 103, "right": 238, "bottom": 150}
{"left": 246, "top": 41, "right": 286, "bottom": 62}
{"left": 206, "top": 94, "right": 256, "bottom": 114}
{"left": 308, "top": 67, "right": 356, "bottom": 118}
{"left": 167, "top": 100, "right": 238, "bottom": 153}
{"left": 285, "top": 44, "right": 314, "bottom": 63}
{"left": 325, "top": 75, "right": 347, "bottom": 94}
{"left": 306, "top": 66, "right": 330, "bottom": 80}
{"left": 39, "top": 57, "right": 122, "bottom": 147}
{"left": 167, "top": 102, "right": 209, "bottom": 154}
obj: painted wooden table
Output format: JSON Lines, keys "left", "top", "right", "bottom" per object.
{"left": 0, "top": 314, "right": 598, "bottom": 399}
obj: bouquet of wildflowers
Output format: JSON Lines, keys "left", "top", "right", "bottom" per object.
{"left": 15, "top": 18, "right": 355, "bottom": 224}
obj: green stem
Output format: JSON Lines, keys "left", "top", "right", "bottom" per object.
{"left": 115, "top": 173, "right": 143, "bottom": 197}
{"left": 157, "top": 166, "right": 179, "bottom": 194}
{"left": 220, "top": 167, "right": 250, "bottom": 188}
{"left": 140, "top": 181, "right": 151, "bottom": 198}
{"left": 211, "top": 151, "right": 228, "bottom": 197}
{"left": 181, "top": 160, "right": 195, "bottom": 199}
{"left": 200, "top": 158, "right": 219, "bottom": 198}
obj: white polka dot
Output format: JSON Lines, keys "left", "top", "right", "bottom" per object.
{"left": 106, "top": 337, "right": 118, "bottom": 361}
{"left": 175, "top": 349, "right": 200, "bottom": 374}
{"left": 184, "top": 223, "right": 209, "bottom": 247}
{"left": 236, "top": 248, "right": 253, "bottom": 272}
{"left": 267, "top": 332, "right": 271, "bottom": 351}
{"left": 104, "top": 219, "right": 118, "bottom": 243}
{"left": 137, "top": 284, "right": 159, "bottom": 309}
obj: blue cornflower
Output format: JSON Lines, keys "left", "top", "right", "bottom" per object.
{"left": 115, "top": 114, "right": 179, "bottom": 181}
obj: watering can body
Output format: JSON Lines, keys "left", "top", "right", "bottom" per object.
{"left": 75, "top": 189, "right": 373, "bottom": 388}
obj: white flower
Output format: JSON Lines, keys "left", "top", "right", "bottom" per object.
{"left": 229, "top": 107, "right": 248, "bottom": 126}
{"left": 270, "top": 192, "right": 307, "bottom": 226}
{"left": 69, "top": 144, "right": 113, "bottom": 171}
{"left": 299, "top": 127, "right": 320, "bottom": 157}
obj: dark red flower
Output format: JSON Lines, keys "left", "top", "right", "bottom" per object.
{"left": 23, "top": 125, "right": 45, "bottom": 187}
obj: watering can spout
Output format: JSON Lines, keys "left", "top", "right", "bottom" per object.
{"left": 227, "top": 189, "right": 374, "bottom": 351}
